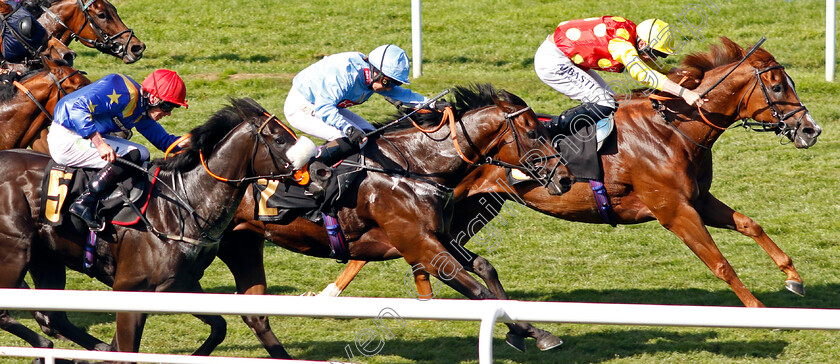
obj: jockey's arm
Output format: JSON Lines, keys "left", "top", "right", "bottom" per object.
{"left": 609, "top": 39, "right": 705, "bottom": 107}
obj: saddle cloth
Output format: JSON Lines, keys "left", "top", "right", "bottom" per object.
{"left": 39, "top": 160, "right": 158, "bottom": 231}
{"left": 535, "top": 112, "right": 616, "bottom": 182}
{"left": 252, "top": 153, "right": 365, "bottom": 224}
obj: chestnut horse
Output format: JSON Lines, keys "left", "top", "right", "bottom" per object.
{"left": 0, "top": 57, "right": 89, "bottom": 153}
{"left": 0, "top": 1, "right": 76, "bottom": 68}
{"left": 26, "top": 0, "right": 145, "bottom": 63}
{"left": 0, "top": 98, "right": 310, "bottom": 355}
{"left": 305, "top": 38, "right": 823, "bottom": 308}
{"left": 213, "top": 84, "right": 572, "bottom": 357}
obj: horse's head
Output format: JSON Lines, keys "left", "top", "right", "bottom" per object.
{"left": 687, "top": 37, "right": 821, "bottom": 149}
{"left": 45, "top": 0, "right": 145, "bottom": 63}
{"left": 452, "top": 84, "right": 573, "bottom": 195}
{"left": 43, "top": 36, "right": 76, "bottom": 65}
{"left": 158, "top": 98, "right": 315, "bottom": 180}
{"left": 40, "top": 56, "right": 90, "bottom": 93}
{"left": 238, "top": 101, "right": 317, "bottom": 176}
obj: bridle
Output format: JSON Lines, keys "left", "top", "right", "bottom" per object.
{"left": 416, "top": 104, "right": 563, "bottom": 184}
{"left": 199, "top": 113, "right": 299, "bottom": 185}
{"left": 737, "top": 64, "right": 807, "bottom": 138}
{"left": 13, "top": 64, "right": 85, "bottom": 122}
{"left": 651, "top": 38, "right": 808, "bottom": 150}
{"left": 40, "top": 0, "right": 136, "bottom": 58}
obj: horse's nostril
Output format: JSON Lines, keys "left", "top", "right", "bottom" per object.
{"left": 131, "top": 44, "right": 144, "bottom": 56}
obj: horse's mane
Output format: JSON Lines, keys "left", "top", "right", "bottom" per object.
{"left": 375, "top": 83, "right": 516, "bottom": 132}
{"left": 21, "top": 0, "right": 62, "bottom": 18}
{"left": 623, "top": 37, "right": 775, "bottom": 100}
{"left": 154, "top": 97, "right": 266, "bottom": 171}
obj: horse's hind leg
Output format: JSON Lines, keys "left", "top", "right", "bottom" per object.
{"left": 698, "top": 194, "right": 804, "bottom": 296}
{"left": 217, "top": 232, "right": 292, "bottom": 359}
{"left": 28, "top": 258, "right": 113, "bottom": 351}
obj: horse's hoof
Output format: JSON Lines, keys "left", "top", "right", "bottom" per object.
{"left": 93, "top": 342, "right": 115, "bottom": 351}
{"left": 505, "top": 332, "right": 526, "bottom": 352}
{"left": 300, "top": 291, "right": 317, "bottom": 297}
{"left": 535, "top": 332, "right": 564, "bottom": 351}
{"left": 785, "top": 280, "right": 805, "bottom": 296}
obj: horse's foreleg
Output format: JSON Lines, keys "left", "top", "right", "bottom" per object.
{"left": 652, "top": 200, "right": 764, "bottom": 307}
{"left": 217, "top": 233, "right": 291, "bottom": 359}
{"left": 113, "top": 312, "right": 147, "bottom": 353}
{"left": 1, "top": 310, "right": 54, "bottom": 348}
{"left": 188, "top": 282, "right": 227, "bottom": 356}
{"left": 698, "top": 194, "right": 804, "bottom": 296}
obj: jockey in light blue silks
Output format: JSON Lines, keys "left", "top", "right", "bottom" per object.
{"left": 284, "top": 44, "right": 430, "bottom": 166}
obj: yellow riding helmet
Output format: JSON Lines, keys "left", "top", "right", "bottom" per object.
{"left": 636, "top": 19, "right": 676, "bottom": 55}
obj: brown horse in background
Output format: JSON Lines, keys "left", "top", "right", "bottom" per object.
{"left": 297, "top": 37, "right": 821, "bottom": 307}
{"left": 0, "top": 98, "right": 307, "bottom": 356}
{"left": 0, "top": 57, "right": 89, "bottom": 153}
{"left": 214, "top": 84, "right": 572, "bottom": 357}
{"left": 26, "top": 0, "right": 145, "bottom": 63}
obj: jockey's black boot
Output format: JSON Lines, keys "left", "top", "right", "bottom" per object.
{"left": 307, "top": 137, "right": 358, "bottom": 198}
{"left": 69, "top": 163, "right": 126, "bottom": 231}
{"left": 544, "top": 102, "right": 615, "bottom": 136}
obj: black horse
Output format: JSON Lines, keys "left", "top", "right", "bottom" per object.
{"left": 0, "top": 97, "right": 313, "bottom": 355}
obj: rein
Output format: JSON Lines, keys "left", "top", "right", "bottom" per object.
{"left": 13, "top": 67, "right": 83, "bottom": 122}
{"left": 40, "top": 0, "right": 136, "bottom": 58}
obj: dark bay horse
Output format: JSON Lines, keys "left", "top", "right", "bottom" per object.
{"left": 307, "top": 37, "right": 823, "bottom": 308}
{"left": 0, "top": 57, "right": 89, "bottom": 153}
{"left": 0, "top": 98, "right": 310, "bottom": 355}
{"left": 215, "top": 84, "right": 572, "bottom": 357}
{"left": 26, "top": 0, "right": 145, "bottom": 63}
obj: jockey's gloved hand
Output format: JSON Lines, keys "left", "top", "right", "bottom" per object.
{"left": 433, "top": 99, "right": 452, "bottom": 111}
{"left": 344, "top": 126, "right": 365, "bottom": 146}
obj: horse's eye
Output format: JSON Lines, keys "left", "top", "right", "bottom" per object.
{"left": 97, "top": 12, "right": 107, "bottom": 20}
{"left": 526, "top": 130, "right": 538, "bottom": 139}
{"left": 772, "top": 84, "right": 782, "bottom": 93}
{"left": 274, "top": 138, "right": 287, "bottom": 145}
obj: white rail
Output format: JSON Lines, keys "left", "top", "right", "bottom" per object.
{"left": 2, "top": 289, "right": 840, "bottom": 363}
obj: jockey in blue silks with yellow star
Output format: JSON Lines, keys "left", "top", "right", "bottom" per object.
{"left": 47, "top": 69, "right": 189, "bottom": 231}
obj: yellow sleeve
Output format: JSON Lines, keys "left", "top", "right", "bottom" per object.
{"left": 608, "top": 39, "right": 669, "bottom": 91}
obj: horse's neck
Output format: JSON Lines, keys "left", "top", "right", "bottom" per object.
{"left": 156, "top": 126, "right": 255, "bottom": 240}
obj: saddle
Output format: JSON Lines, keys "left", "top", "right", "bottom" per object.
{"left": 39, "top": 159, "right": 158, "bottom": 233}
{"left": 536, "top": 112, "right": 615, "bottom": 182}
{"left": 251, "top": 152, "right": 366, "bottom": 262}
{"left": 252, "top": 152, "right": 365, "bottom": 224}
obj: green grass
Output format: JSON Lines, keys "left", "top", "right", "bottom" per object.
{"left": 2, "top": 0, "right": 840, "bottom": 362}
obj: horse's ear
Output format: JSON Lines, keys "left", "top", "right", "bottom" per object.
{"left": 492, "top": 97, "right": 517, "bottom": 113}
{"left": 41, "top": 56, "right": 58, "bottom": 70}
{"left": 719, "top": 36, "right": 746, "bottom": 58}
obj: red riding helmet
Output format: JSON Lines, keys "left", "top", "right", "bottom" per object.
{"left": 141, "top": 69, "right": 188, "bottom": 108}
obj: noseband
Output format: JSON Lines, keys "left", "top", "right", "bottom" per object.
{"left": 41, "top": 0, "right": 137, "bottom": 58}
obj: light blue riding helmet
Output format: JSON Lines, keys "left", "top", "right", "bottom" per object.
{"left": 368, "top": 44, "right": 411, "bottom": 85}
